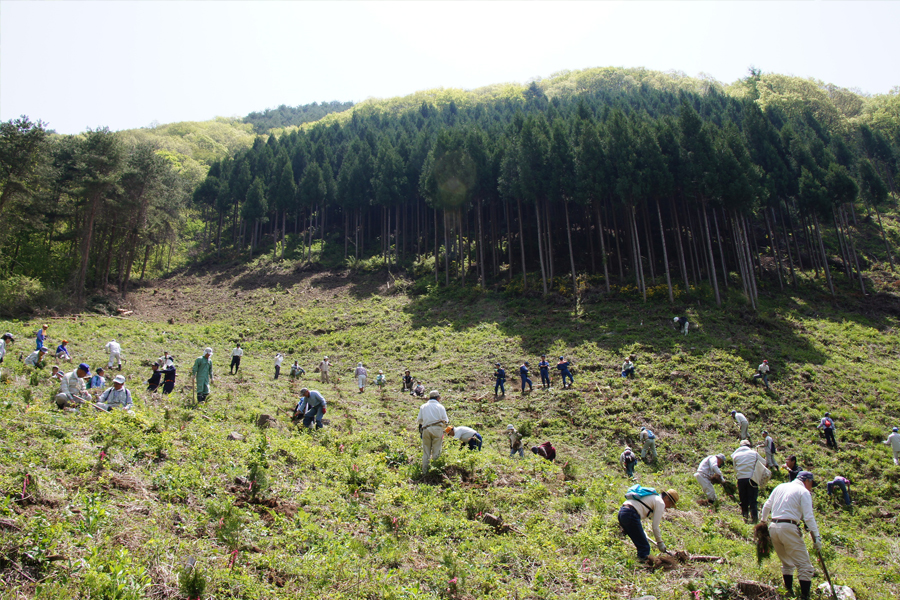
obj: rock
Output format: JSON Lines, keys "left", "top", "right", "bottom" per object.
{"left": 256, "top": 414, "right": 277, "bottom": 428}
{"left": 818, "top": 583, "right": 856, "bottom": 600}
{"left": 167, "top": 318, "right": 175, "bottom": 324}
{"left": 227, "top": 432, "right": 244, "bottom": 441}
{"left": 378, "top": 412, "right": 386, "bottom": 417}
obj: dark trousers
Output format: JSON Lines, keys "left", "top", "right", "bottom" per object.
{"left": 230, "top": 356, "right": 241, "bottom": 374}
{"left": 274, "top": 365, "right": 280, "bottom": 380}
{"left": 622, "top": 367, "right": 635, "bottom": 378}
{"left": 303, "top": 405, "right": 324, "bottom": 429}
{"left": 559, "top": 371, "right": 573, "bottom": 386}
{"left": 737, "top": 478, "right": 759, "bottom": 522}
{"left": 540, "top": 369, "right": 550, "bottom": 386}
{"left": 521, "top": 375, "right": 532, "bottom": 391}
{"left": 827, "top": 480, "right": 851, "bottom": 506}
{"left": 618, "top": 505, "right": 650, "bottom": 559}
{"left": 625, "top": 460, "right": 636, "bottom": 477}
{"left": 495, "top": 379, "right": 505, "bottom": 395}
{"left": 467, "top": 433, "right": 483, "bottom": 451}
{"left": 824, "top": 429, "right": 837, "bottom": 449}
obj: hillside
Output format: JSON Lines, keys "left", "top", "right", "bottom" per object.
{"left": 1, "top": 265, "right": 898, "bottom": 599}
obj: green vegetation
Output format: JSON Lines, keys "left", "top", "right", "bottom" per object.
{"left": 0, "top": 266, "right": 898, "bottom": 598}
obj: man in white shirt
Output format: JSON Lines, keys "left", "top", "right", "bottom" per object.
{"left": 695, "top": 453, "right": 726, "bottom": 502}
{"left": 417, "top": 390, "right": 449, "bottom": 472}
{"left": 97, "top": 375, "right": 134, "bottom": 413}
{"left": 883, "top": 426, "right": 900, "bottom": 465}
{"left": 318, "top": 356, "right": 331, "bottom": 383}
{"left": 24, "top": 347, "right": 48, "bottom": 367}
{"left": 731, "top": 440, "right": 761, "bottom": 523}
{"left": 0, "top": 332, "right": 15, "bottom": 364}
{"left": 230, "top": 344, "right": 243, "bottom": 374}
{"left": 760, "top": 471, "right": 822, "bottom": 600}
{"left": 274, "top": 353, "right": 284, "bottom": 379}
{"left": 56, "top": 363, "right": 91, "bottom": 409}
{"left": 753, "top": 359, "right": 770, "bottom": 388}
{"left": 445, "top": 425, "right": 482, "bottom": 451}
{"left": 617, "top": 488, "right": 680, "bottom": 561}
{"left": 731, "top": 410, "right": 750, "bottom": 441}
{"left": 355, "top": 362, "right": 367, "bottom": 392}
{"left": 759, "top": 430, "right": 778, "bottom": 470}
{"left": 105, "top": 340, "right": 122, "bottom": 370}
{"left": 159, "top": 351, "right": 175, "bottom": 370}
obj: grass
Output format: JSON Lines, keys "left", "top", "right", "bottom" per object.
{"left": 0, "top": 263, "right": 899, "bottom": 599}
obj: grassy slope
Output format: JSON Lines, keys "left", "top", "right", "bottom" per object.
{"left": 1, "top": 265, "right": 899, "bottom": 600}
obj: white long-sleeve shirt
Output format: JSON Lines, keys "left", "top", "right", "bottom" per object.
{"left": 231, "top": 347, "right": 243, "bottom": 357}
{"left": 417, "top": 399, "right": 448, "bottom": 428}
{"left": 623, "top": 493, "right": 667, "bottom": 547}
{"left": 274, "top": 354, "right": 284, "bottom": 367}
{"left": 885, "top": 432, "right": 900, "bottom": 451}
{"left": 105, "top": 341, "right": 121, "bottom": 354}
{"left": 731, "top": 446, "right": 760, "bottom": 480}
{"left": 760, "top": 479, "right": 821, "bottom": 540}
{"left": 60, "top": 371, "right": 86, "bottom": 397}
{"left": 734, "top": 412, "right": 749, "bottom": 427}
{"left": 98, "top": 386, "right": 133, "bottom": 409}
{"left": 696, "top": 455, "right": 724, "bottom": 479}
{"left": 452, "top": 426, "right": 478, "bottom": 442}
{"left": 758, "top": 363, "right": 770, "bottom": 373}
{"left": 0, "top": 339, "right": 6, "bottom": 361}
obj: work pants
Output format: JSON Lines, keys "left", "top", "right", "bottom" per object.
{"left": 827, "top": 480, "right": 851, "bottom": 506}
{"left": 641, "top": 439, "right": 657, "bottom": 462}
{"left": 357, "top": 375, "right": 366, "bottom": 389}
{"left": 739, "top": 421, "right": 750, "bottom": 440}
{"left": 108, "top": 352, "right": 121, "bottom": 368}
{"left": 421, "top": 424, "right": 444, "bottom": 471}
{"left": 466, "top": 433, "right": 482, "bottom": 451}
{"left": 320, "top": 370, "right": 329, "bottom": 383}
{"left": 622, "top": 367, "right": 635, "bottom": 378}
{"left": 737, "top": 478, "right": 759, "bottom": 522}
{"left": 520, "top": 375, "right": 532, "bottom": 392}
{"left": 824, "top": 429, "right": 837, "bottom": 449}
{"left": 618, "top": 505, "right": 650, "bottom": 559}
{"left": 769, "top": 522, "right": 814, "bottom": 581}
{"left": 230, "top": 356, "right": 241, "bottom": 374}
{"left": 624, "top": 460, "right": 636, "bottom": 478}
{"left": 274, "top": 365, "right": 280, "bottom": 379}
{"left": 765, "top": 450, "right": 778, "bottom": 469}
{"left": 893, "top": 449, "right": 900, "bottom": 466}
{"left": 559, "top": 371, "right": 574, "bottom": 386}
{"left": 303, "top": 405, "right": 324, "bottom": 429}
{"left": 494, "top": 379, "right": 505, "bottom": 395}
{"left": 695, "top": 472, "right": 717, "bottom": 502}
{"left": 539, "top": 369, "right": 550, "bottom": 387}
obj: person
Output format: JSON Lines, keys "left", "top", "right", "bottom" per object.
{"left": 507, "top": 424, "right": 524, "bottom": 457}
{"left": 401, "top": 369, "right": 413, "bottom": 392}
{"left": 753, "top": 359, "right": 770, "bottom": 388}
{"left": 817, "top": 412, "right": 838, "bottom": 449}
{"left": 412, "top": 381, "right": 425, "bottom": 397}
{"left": 883, "top": 427, "right": 900, "bottom": 466}
{"left": 88, "top": 367, "right": 106, "bottom": 390}
{"left": 519, "top": 361, "right": 533, "bottom": 393}
{"left": 291, "top": 393, "right": 308, "bottom": 425}
{"left": 446, "top": 425, "right": 482, "bottom": 451}
{"left": 618, "top": 487, "right": 680, "bottom": 561}
{"left": 105, "top": 339, "right": 123, "bottom": 370}
{"left": 731, "top": 410, "right": 751, "bottom": 441}
{"left": 621, "top": 446, "right": 639, "bottom": 478}
{"left": 673, "top": 316, "right": 689, "bottom": 336}
{"left": 290, "top": 361, "right": 305, "bottom": 380}
{"left": 97, "top": 375, "right": 134, "bottom": 413}
{"left": 55, "top": 340, "right": 72, "bottom": 362}
{"left": 759, "top": 430, "right": 778, "bottom": 470}
{"left": 493, "top": 363, "right": 506, "bottom": 397}
{"left": 759, "top": 471, "right": 823, "bottom": 600}
{"left": 49, "top": 365, "right": 64, "bottom": 382}
{"left": 147, "top": 363, "right": 162, "bottom": 392}
{"left": 695, "top": 453, "right": 726, "bottom": 503}
{"left": 318, "top": 356, "right": 331, "bottom": 383}
{"left": 230, "top": 344, "right": 243, "bottom": 374}
{"left": 298, "top": 388, "right": 327, "bottom": 429}
{"left": 274, "top": 353, "right": 284, "bottom": 380}
{"left": 621, "top": 355, "right": 636, "bottom": 378}
{"left": 826, "top": 475, "right": 852, "bottom": 507}
{"left": 161, "top": 363, "right": 176, "bottom": 394}
{"left": 732, "top": 440, "right": 761, "bottom": 523}
{"left": 556, "top": 356, "right": 574, "bottom": 388}
{"left": 159, "top": 351, "right": 175, "bottom": 370}
{"left": 640, "top": 427, "right": 657, "bottom": 462}
{"left": 192, "top": 347, "right": 213, "bottom": 403}
{"left": 417, "top": 390, "right": 448, "bottom": 471}
{"left": 56, "top": 363, "right": 91, "bottom": 409}
{"left": 0, "top": 332, "right": 15, "bottom": 364}
{"left": 24, "top": 347, "right": 48, "bottom": 368}
{"left": 538, "top": 355, "right": 551, "bottom": 388}
{"left": 355, "top": 362, "right": 367, "bottom": 392}
{"left": 783, "top": 455, "right": 801, "bottom": 482}
{"left": 35, "top": 324, "right": 48, "bottom": 350}
{"left": 531, "top": 441, "right": 556, "bottom": 461}
{"left": 375, "top": 370, "right": 386, "bottom": 388}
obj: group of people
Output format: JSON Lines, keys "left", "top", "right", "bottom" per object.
{"left": 494, "top": 355, "right": 574, "bottom": 396}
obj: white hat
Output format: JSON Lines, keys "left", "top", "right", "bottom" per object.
{"left": 113, "top": 375, "right": 126, "bottom": 384}
{"left": 507, "top": 424, "right": 515, "bottom": 430}
{"left": 673, "top": 317, "right": 679, "bottom": 322}
{"left": 428, "top": 390, "right": 441, "bottom": 399}
{"left": 204, "top": 347, "right": 213, "bottom": 355}
{"left": 324, "top": 356, "right": 329, "bottom": 360}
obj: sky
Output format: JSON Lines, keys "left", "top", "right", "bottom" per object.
{"left": 2, "top": 1, "right": 898, "bottom": 135}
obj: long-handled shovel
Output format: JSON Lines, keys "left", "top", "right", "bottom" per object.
{"left": 811, "top": 531, "right": 839, "bottom": 600}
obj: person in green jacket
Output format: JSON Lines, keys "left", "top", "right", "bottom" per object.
{"left": 192, "top": 347, "right": 214, "bottom": 403}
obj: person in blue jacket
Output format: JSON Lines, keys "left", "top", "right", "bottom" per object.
{"left": 556, "top": 356, "right": 574, "bottom": 388}
{"left": 519, "top": 361, "right": 533, "bottom": 393}
{"left": 538, "top": 355, "right": 551, "bottom": 388}
{"left": 494, "top": 363, "right": 506, "bottom": 397}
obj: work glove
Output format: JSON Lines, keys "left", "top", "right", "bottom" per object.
{"left": 322, "top": 407, "right": 326, "bottom": 414}
{"left": 657, "top": 543, "right": 666, "bottom": 554}
{"left": 813, "top": 538, "right": 823, "bottom": 552}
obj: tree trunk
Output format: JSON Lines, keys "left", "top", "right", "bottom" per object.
{"left": 434, "top": 207, "right": 439, "bottom": 284}
{"left": 732, "top": 213, "right": 751, "bottom": 303}
{"left": 564, "top": 200, "right": 577, "bottom": 297}
{"left": 139, "top": 244, "right": 150, "bottom": 280}
{"left": 700, "top": 203, "right": 722, "bottom": 306}
{"left": 672, "top": 201, "right": 690, "bottom": 293}
{"left": 516, "top": 199, "right": 528, "bottom": 290}
{"left": 594, "top": 202, "right": 610, "bottom": 293}
{"left": 75, "top": 193, "right": 102, "bottom": 304}
{"left": 544, "top": 199, "right": 554, "bottom": 282}
{"left": 504, "top": 201, "right": 512, "bottom": 282}
{"left": 641, "top": 202, "right": 656, "bottom": 283}
{"left": 534, "top": 201, "right": 549, "bottom": 295}
{"left": 776, "top": 205, "right": 798, "bottom": 288}
{"left": 477, "top": 198, "right": 486, "bottom": 289}
{"left": 841, "top": 205, "right": 865, "bottom": 294}
{"left": 611, "top": 204, "right": 624, "bottom": 279}
{"left": 630, "top": 206, "right": 646, "bottom": 301}
{"left": 712, "top": 209, "right": 728, "bottom": 290}
{"left": 656, "top": 199, "right": 674, "bottom": 303}
{"left": 742, "top": 215, "right": 759, "bottom": 305}
{"left": 764, "top": 206, "right": 784, "bottom": 291}
{"left": 813, "top": 214, "right": 835, "bottom": 297}
{"left": 832, "top": 206, "right": 852, "bottom": 281}
{"left": 443, "top": 210, "right": 450, "bottom": 287}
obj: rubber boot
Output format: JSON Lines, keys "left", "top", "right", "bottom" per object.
{"left": 782, "top": 574, "right": 793, "bottom": 597}
{"left": 799, "top": 580, "right": 811, "bottom": 600}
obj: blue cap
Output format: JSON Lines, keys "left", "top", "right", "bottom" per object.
{"left": 78, "top": 363, "right": 91, "bottom": 375}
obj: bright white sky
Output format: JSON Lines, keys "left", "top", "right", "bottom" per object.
{"left": 2, "top": 1, "right": 898, "bottom": 134}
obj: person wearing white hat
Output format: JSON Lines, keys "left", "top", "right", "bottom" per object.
{"left": 695, "top": 453, "right": 726, "bottom": 503}
{"left": 354, "top": 362, "right": 368, "bottom": 392}
{"left": 673, "top": 316, "right": 689, "bottom": 336}
{"left": 507, "top": 424, "right": 524, "bottom": 457}
{"left": 104, "top": 339, "right": 123, "bottom": 370}
{"left": 0, "top": 332, "right": 15, "bottom": 364}
{"left": 97, "top": 375, "right": 134, "bottom": 412}
{"left": 192, "top": 347, "right": 213, "bottom": 403}
{"left": 731, "top": 410, "right": 751, "bottom": 442}
{"left": 375, "top": 370, "right": 386, "bottom": 388}
{"left": 884, "top": 427, "right": 900, "bottom": 465}
{"left": 416, "top": 390, "right": 448, "bottom": 472}
{"left": 274, "top": 353, "right": 284, "bottom": 380}
{"left": 318, "top": 356, "right": 331, "bottom": 383}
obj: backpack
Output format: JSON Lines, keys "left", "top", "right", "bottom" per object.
{"left": 625, "top": 484, "right": 659, "bottom": 513}
{"left": 824, "top": 418, "right": 833, "bottom": 428}
{"left": 623, "top": 450, "right": 637, "bottom": 463}
{"left": 645, "top": 429, "right": 655, "bottom": 440}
